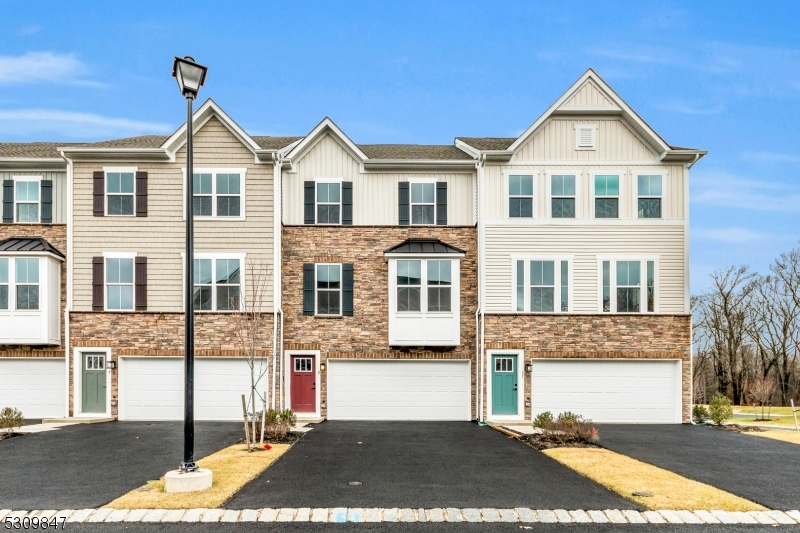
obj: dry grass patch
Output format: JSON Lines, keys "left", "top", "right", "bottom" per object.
{"left": 543, "top": 448, "right": 765, "bottom": 511}
{"left": 106, "top": 443, "right": 290, "bottom": 509}
{"left": 745, "top": 429, "right": 800, "bottom": 445}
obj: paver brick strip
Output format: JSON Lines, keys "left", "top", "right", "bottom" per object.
{"left": 399, "top": 508, "right": 415, "bottom": 522}
{"left": 181, "top": 509, "right": 205, "bottom": 522}
{"left": 658, "top": 510, "right": 684, "bottom": 524}
{"left": 428, "top": 508, "right": 445, "bottom": 522}
{"left": 463, "top": 508, "right": 482, "bottom": 522}
{"left": 295, "top": 508, "right": 312, "bottom": 522}
{"left": 516, "top": 508, "right": 537, "bottom": 522}
{"left": 311, "top": 508, "right": 329, "bottom": 522}
{"left": 710, "top": 510, "right": 737, "bottom": 524}
{"left": 729, "top": 511, "right": 758, "bottom": 524}
{"left": 363, "top": 508, "right": 380, "bottom": 522}
{"left": 445, "top": 508, "right": 463, "bottom": 522}
{"left": 622, "top": 510, "right": 646, "bottom": 524}
{"left": 38, "top": 510, "right": 58, "bottom": 521}
{"left": 258, "top": 508, "right": 278, "bottom": 522}
{"left": 383, "top": 508, "right": 398, "bottom": 522}
{"left": 0, "top": 510, "right": 11, "bottom": 521}
{"left": 538, "top": 509, "right": 557, "bottom": 523}
{"left": 676, "top": 510, "right": 703, "bottom": 524}
{"left": 123, "top": 509, "right": 148, "bottom": 522}
{"left": 161, "top": 509, "right": 186, "bottom": 522}
{"left": 238, "top": 510, "right": 258, "bottom": 522}
{"left": 767, "top": 510, "right": 796, "bottom": 524}
{"left": 642, "top": 511, "right": 666, "bottom": 524}
{"left": 570, "top": 510, "right": 592, "bottom": 523}
{"left": 87, "top": 508, "right": 113, "bottom": 522}
{"left": 693, "top": 510, "right": 720, "bottom": 524}
{"left": 482, "top": 508, "right": 501, "bottom": 522}
{"left": 749, "top": 511, "right": 777, "bottom": 525}
{"left": 604, "top": 509, "right": 627, "bottom": 523}
{"left": 587, "top": 510, "right": 608, "bottom": 523}
{"left": 141, "top": 509, "right": 167, "bottom": 523}
{"left": 553, "top": 509, "right": 572, "bottom": 522}
{"left": 346, "top": 508, "right": 362, "bottom": 522}
{"left": 66, "top": 509, "right": 95, "bottom": 522}
{"left": 786, "top": 510, "right": 800, "bottom": 523}
{"left": 276, "top": 508, "right": 295, "bottom": 522}
{"left": 220, "top": 510, "right": 240, "bottom": 522}
{"left": 499, "top": 509, "right": 519, "bottom": 522}
{"left": 105, "top": 509, "right": 129, "bottom": 522}
{"left": 417, "top": 508, "right": 427, "bottom": 522}
{"left": 331, "top": 507, "right": 347, "bottom": 523}
{"left": 200, "top": 509, "right": 224, "bottom": 522}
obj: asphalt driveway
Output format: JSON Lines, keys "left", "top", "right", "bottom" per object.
{"left": 0, "top": 421, "right": 241, "bottom": 509}
{"left": 227, "top": 421, "right": 636, "bottom": 510}
{"left": 599, "top": 424, "right": 800, "bottom": 510}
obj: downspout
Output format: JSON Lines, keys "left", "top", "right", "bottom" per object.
{"left": 271, "top": 155, "right": 280, "bottom": 410}
{"left": 61, "top": 151, "right": 73, "bottom": 418}
{"left": 476, "top": 153, "right": 487, "bottom": 423}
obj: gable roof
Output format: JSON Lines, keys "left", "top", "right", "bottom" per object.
{"left": 0, "top": 237, "right": 65, "bottom": 259}
{"left": 286, "top": 117, "right": 369, "bottom": 162}
{"left": 161, "top": 98, "right": 262, "bottom": 155}
{"left": 384, "top": 238, "right": 466, "bottom": 255}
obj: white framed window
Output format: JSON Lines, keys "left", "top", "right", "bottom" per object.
{"left": 593, "top": 174, "right": 620, "bottom": 218}
{"left": 13, "top": 176, "right": 41, "bottom": 223}
{"left": 507, "top": 174, "right": 534, "bottom": 218}
{"left": 185, "top": 168, "right": 246, "bottom": 219}
{"left": 105, "top": 255, "right": 134, "bottom": 311}
{"left": 315, "top": 263, "right": 341, "bottom": 315}
{"left": 550, "top": 174, "right": 576, "bottom": 218}
{"left": 105, "top": 170, "right": 135, "bottom": 216}
{"left": 0, "top": 258, "right": 7, "bottom": 310}
{"left": 575, "top": 123, "right": 597, "bottom": 150}
{"left": 409, "top": 180, "right": 436, "bottom": 225}
{"left": 193, "top": 255, "right": 243, "bottom": 312}
{"left": 598, "top": 257, "right": 658, "bottom": 313}
{"left": 12, "top": 257, "right": 40, "bottom": 310}
{"left": 396, "top": 259, "right": 452, "bottom": 313}
{"left": 637, "top": 174, "right": 663, "bottom": 219}
{"left": 315, "top": 179, "right": 341, "bottom": 224}
{"left": 512, "top": 257, "right": 571, "bottom": 313}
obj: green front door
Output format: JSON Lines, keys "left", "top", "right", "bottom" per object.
{"left": 82, "top": 353, "right": 107, "bottom": 413}
{"left": 491, "top": 354, "right": 518, "bottom": 416}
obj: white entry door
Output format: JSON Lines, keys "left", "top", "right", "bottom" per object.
{"left": 327, "top": 360, "right": 471, "bottom": 420}
{"left": 119, "top": 357, "right": 254, "bottom": 421}
{"left": 530, "top": 359, "right": 682, "bottom": 423}
{"left": 0, "top": 358, "right": 66, "bottom": 418}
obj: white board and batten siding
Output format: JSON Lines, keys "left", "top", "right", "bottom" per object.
{"left": 283, "top": 133, "right": 476, "bottom": 226}
{"left": 1, "top": 172, "right": 68, "bottom": 224}
{"left": 0, "top": 358, "right": 66, "bottom": 418}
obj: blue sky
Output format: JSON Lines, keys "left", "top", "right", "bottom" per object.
{"left": 1, "top": 1, "right": 799, "bottom": 292}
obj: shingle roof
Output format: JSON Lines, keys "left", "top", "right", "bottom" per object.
{"left": 0, "top": 237, "right": 65, "bottom": 259}
{"left": 455, "top": 137, "right": 516, "bottom": 151}
{"left": 0, "top": 142, "right": 81, "bottom": 159}
{"left": 359, "top": 144, "right": 473, "bottom": 160}
{"left": 71, "top": 135, "right": 170, "bottom": 149}
{"left": 384, "top": 238, "right": 466, "bottom": 255}
{"left": 252, "top": 136, "right": 304, "bottom": 150}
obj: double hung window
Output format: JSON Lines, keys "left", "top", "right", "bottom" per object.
{"left": 410, "top": 182, "right": 435, "bottom": 225}
{"left": 316, "top": 182, "right": 341, "bottom": 224}
{"left": 551, "top": 175, "right": 576, "bottom": 218}
{"left": 105, "top": 257, "right": 134, "bottom": 311}
{"left": 396, "top": 259, "right": 452, "bottom": 313}
{"left": 514, "top": 258, "right": 570, "bottom": 313}
{"left": 594, "top": 175, "right": 619, "bottom": 218}
{"left": 601, "top": 259, "right": 656, "bottom": 313}
{"left": 15, "top": 180, "right": 40, "bottom": 222}
{"left": 315, "top": 264, "right": 341, "bottom": 315}
{"left": 193, "top": 257, "right": 241, "bottom": 311}
{"left": 508, "top": 175, "right": 533, "bottom": 218}
{"left": 0, "top": 258, "right": 7, "bottom": 309}
{"left": 638, "top": 175, "right": 662, "bottom": 219}
{"left": 191, "top": 170, "right": 244, "bottom": 218}
{"left": 0, "top": 257, "right": 40, "bottom": 310}
{"left": 106, "top": 172, "right": 135, "bottom": 216}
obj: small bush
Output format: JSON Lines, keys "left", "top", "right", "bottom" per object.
{"left": 538, "top": 411, "right": 597, "bottom": 446}
{"left": 0, "top": 407, "right": 24, "bottom": 436}
{"left": 249, "top": 408, "right": 297, "bottom": 440}
{"left": 708, "top": 393, "right": 733, "bottom": 425}
{"left": 692, "top": 405, "right": 710, "bottom": 423}
{"left": 556, "top": 411, "right": 580, "bottom": 423}
{"left": 533, "top": 411, "right": 554, "bottom": 428}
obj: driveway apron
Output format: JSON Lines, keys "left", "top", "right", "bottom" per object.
{"left": 599, "top": 424, "right": 800, "bottom": 510}
{"left": 227, "top": 421, "right": 636, "bottom": 509}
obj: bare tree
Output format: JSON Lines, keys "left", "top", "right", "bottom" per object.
{"left": 748, "top": 374, "right": 776, "bottom": 420}
{"left": 233, "top": 260, "right": 273, "bottom": 450}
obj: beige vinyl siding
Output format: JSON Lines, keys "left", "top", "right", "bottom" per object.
{"left": 72, "top": 117, "right": 274, "bottom": 312}
{"left": 513, "top": 119, "right": 658, "bottom": 161}
{"left": 483, "top": 223, "right": 686, "bottom": 313}
{"left": 560, "top": 81, "right": 619, "bottom": 108}
{"left": 484, "top": 164, "right": 685, "bottom": 220}
{"left": 2, "top": 171, "right": 67, "bottom": 224}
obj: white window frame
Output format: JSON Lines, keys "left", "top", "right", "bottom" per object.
{"left": 182, "top": 168, "right": 247, "bottom": 220}
{"left": 103, "top": 167, "right": 137, "bottom": 217}
{"left": 0, "top": 256, "right": 42, "bottom": 311}
{"left": 184, "top": 252, "right": 246, "bottom": 312}
{"left": 547, "top": 170, "right": 580, "bottom": 219}
{"left": 503, "top": 171, "right": 537, "bottom": 219}
{"left": 511, "top": 255, "right": 573, "bottom": 313}
{"left": 314, "top": 177, "right": 343, "bottom": 225}
{"left": 596, "top": 255, "right": 659, "bottom": 314}
{"left": 590, "top": 170, "right": 624, "bottom": 219}
{"left": 12, "top": 175, "right": 42, "bottom": 223}
{"left": 102, "top": 251, "right": 136, "bottom": 312}
{"left": 635, "top": 171, "right": 667, "bottom": 220}
{"left": 314, "top": 262, "right": 342, "bottom": 316}
{"left": 408, "top": 178, "right": 438, "bottom": 226}
{"left": 575, "top": 123, "right": 598, "bottom": 151}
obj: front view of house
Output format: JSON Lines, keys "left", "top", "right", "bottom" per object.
{"left": 0, "top": 69, "right": 704, "bottom": 424}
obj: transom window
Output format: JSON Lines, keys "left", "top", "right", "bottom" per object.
{"left": 508, "top": 175, "right": 533, "bottom": 218}
{"left": 495, "top": 357, "right": 514, "bottom": 372}
{"left": 316, "top": 182, "right": 341, "bottom": 224}
{"left": 192, "top": 170, "right": 243, "bottom": 218}
{"left": 638, "top": 175, "right": 662, "bottom": 219}
{"left": 15, "top": 257, "right": 39, "bottom": 310}
{"left": 410, "top": 182, "right": 435, "bottom": 225}
{"left": 601, "top": 259, "right": 656, "bottom": 313}
{"left": 194, "top": 258, "right": 241, "bottom": 311}
{"left": 594, "top": 175, "right": 619, "bottom": 218}
{"left": 316, "top": 264, "right": 341, "bottom": 315}
{"left": 15, "top": 180, "right": 40, "bottom": 223}
{"left": 106, "top": 257, "right": 134, "bottom": 311}
{"left": 106, "top": 172, "right": 134, "bottom": 216}
{"left": 294, "top": 357, "right": 313, "bottom": 372}
{"left": 515, "top": 259, "right": 569, "bottom": 313}
{"left": 551, "top": 175, "right": 576, "bottom": 218}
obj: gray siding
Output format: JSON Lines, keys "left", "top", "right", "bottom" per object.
{"left": 2, "top": 171, "right": 67, "bottom": 224}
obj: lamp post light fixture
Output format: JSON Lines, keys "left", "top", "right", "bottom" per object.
{"left": 171, "top": 56, "right": 207, "bottom": 475}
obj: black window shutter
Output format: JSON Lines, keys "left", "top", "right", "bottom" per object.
{"left": 398, "top": 182, "right": 409, "bottom": 225}
{"left": 342, "top": 263, "right": 354, "bottom": 316}
{"left": 2, "top": 180, "right": 13, "bottom": 223}
{"left": 341, "top": 181, "right": 353, "bottom": 225}
{"left": 92, "top": 257, "right": 104, "bottom": 311}
{"left": 135, "top": 172, "right": 148, "bottom": 217}
{"left": 436, "top": 181, "right": 448, "bottom": 226}
{"left": 135, "top": 257, "right": 147, "bottom": 310}
{"left": 40, "top": 180, "right": 53, "bottom": 223}
{"left": 304, "top": 181, "right": 315, "bottom": 224}
{"left": 93, "top": 171, "right": 105, "bottom": 216}
{"left": 302, "top": 263, "right": 314, "bottom": 315}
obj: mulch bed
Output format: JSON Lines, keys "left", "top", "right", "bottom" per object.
{"left": 0, "top": 432, "right": 22, "bottom": 441}
{"left": 713, "top": 424, "right": 765, "bottom": 433}
{"left": 517, "top": 432, "right": 601, "bottom": 451}
{"left": 238, "top": 431, "right": 304, "bottom": 448}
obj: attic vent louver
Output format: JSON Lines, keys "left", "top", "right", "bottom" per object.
{"left": 575, "top": 124, "right": 597, "bottom": 150}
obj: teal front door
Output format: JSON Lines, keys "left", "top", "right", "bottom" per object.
{"left": 491, "top": 354, "right": 518, "bottom": 416}
{"left": 82, "top": 353, "right": 107, "bottom": 413}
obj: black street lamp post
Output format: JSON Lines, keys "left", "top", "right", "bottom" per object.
{"left": 171, "top": 56, "right": 207, "bottom": 473}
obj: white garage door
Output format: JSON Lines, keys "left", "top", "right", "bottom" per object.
{"left": 0, "top": 358, "right": 66, "bottom": 419}
{"left": 119, "top": 357, "right": 254, "bottom": 421}
{"left": 327, "top": 360, "right": 470, "bottom": 420}
{"left": 530, "top": 359, "right": 682, "bottom": 423}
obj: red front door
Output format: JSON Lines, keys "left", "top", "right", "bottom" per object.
{"left": 290, "top": 356, "right": 316, "bottom": 413}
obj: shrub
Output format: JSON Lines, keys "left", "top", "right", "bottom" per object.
{"left": 538, "top": 411, "right": 597, "bottom": 446}
{"left": 556, "top": 411, "right": 580, "bottom": 423}
{"left": 0, "top": 407, "right": 24, "bottom": 437}
{"left": 708, "top": 393, "right": 733, "bottom": 425}
{"left": 692, "top": 405, "right": 710, "bottom": 423}
{"left": 533, "top": 411, "right": 554, "bottom": 428}
{"left": 250, "top": 408, "right": 297, "bottom": 440}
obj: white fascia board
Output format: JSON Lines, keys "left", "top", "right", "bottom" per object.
{"left": 162, "top": 98, "right": 261, "bottom": 156}
{"left": 286, "top": 117, "right": 368, "bottom": 162}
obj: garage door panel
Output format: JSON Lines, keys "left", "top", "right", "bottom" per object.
{"left": 0, "top": 358, "right": 66, "bottom": 418}
{"left": 531, "top": 360, "right": 680, "bottom": 423}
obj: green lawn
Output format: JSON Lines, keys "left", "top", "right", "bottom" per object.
{"left": 732, "top": 405, "right": 797, "bottom": 416}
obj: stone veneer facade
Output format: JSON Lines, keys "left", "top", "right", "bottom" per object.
{"left": 282, "top": 225, "right": 478, "bottom": 419}
{"left": 483, "top": 314, "right": 692, "bottom": 422}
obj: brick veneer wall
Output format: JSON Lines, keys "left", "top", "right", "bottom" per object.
{"left": 483, "top": 313, "right": 692, "bottom": 422}
{"left": 68, "top": 312, "right": 275, "bottom": 417}
{"left": 282, "top": 226, "right": 478, "bottom": 419}
{"left": 0, "top": 224, "right": 66, "bottom": 356}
